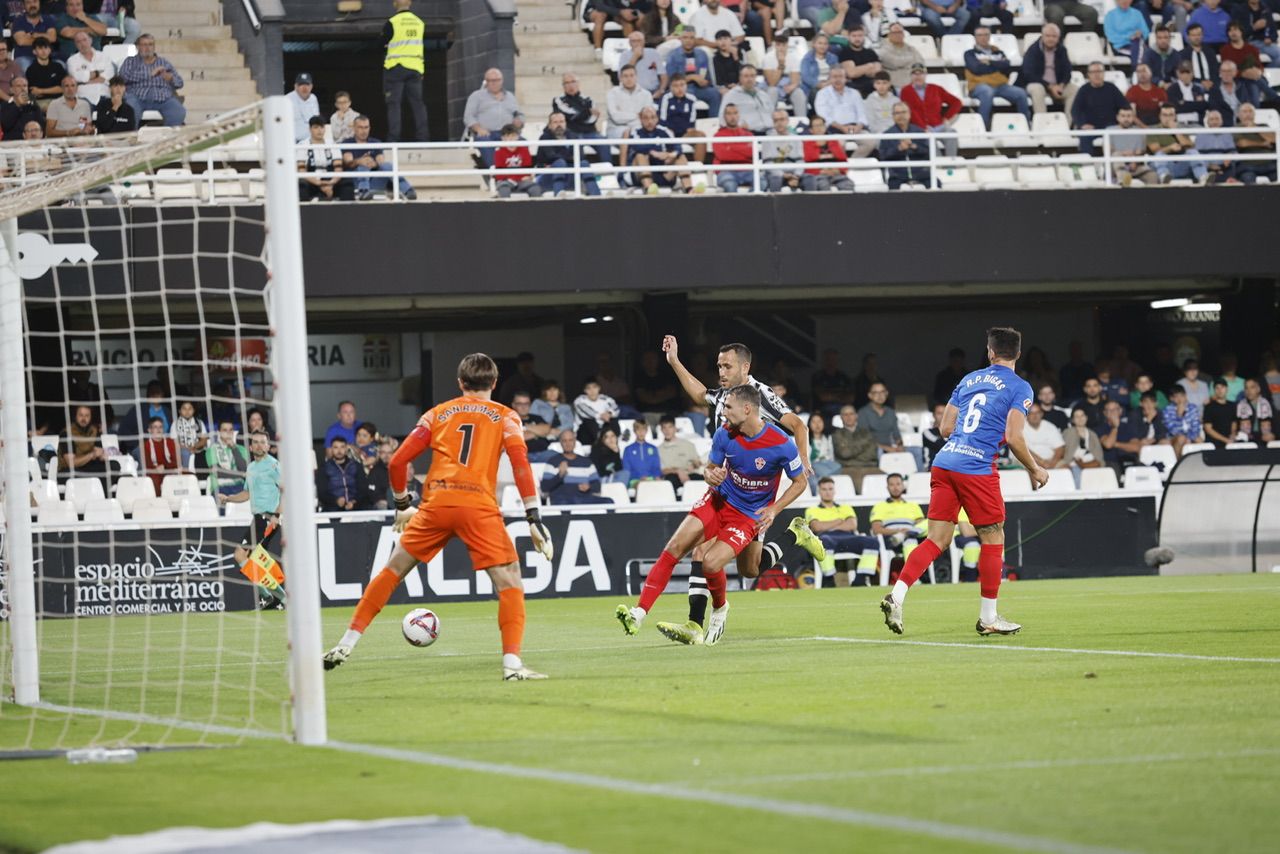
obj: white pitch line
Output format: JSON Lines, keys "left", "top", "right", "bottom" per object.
{"left": 699, "top": 747, "right": 1280, "bottom": 786}
{"left": 801, "top": 636, "right": 1280, "bottom": 664}
{"left": 325, "top": 739, "right": 1136, "bottom": 854}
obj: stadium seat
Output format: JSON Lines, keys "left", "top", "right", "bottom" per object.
{"left": 131, "top": 496, "right": 174, "bottom": 522}
{"left": 64, "top": 477, "right": 106, "bottom": 513}
{"left": 1063, "top": 31, "right": 1104, "bottom": 65}
{"left": 860, "top": 474, "right": 890, "bottom": 499}
{"left": 936, "top": 163, "right": 976, "bottom": 189}
{"left": 1104, "top": 70, "right": 1130, "bottom": 90}
{"left": 37, "top": 500, "right": 79, "bottom": 526}
{"left": 178, "top": 496, "right": 220, "bottom": 521}
{"left": 1181, "top": 442, "right": 1215, "bottom": 455}
{"left": 1123, "top": 466, "right": 1162, "bottom": 490}
{"left": 161, "top": 474, "right": 201, "bottom": 511}
{"left": 600, "top": 482, "right": 630, "bottom": 505}
{"left": 1016, "top": 157, "right": 1061, "bottom": 188}
{"left": 501, "top": 484, "right": 523, "bottom": 511}
{"left": 1138, "top": 444, "right": 1178, "bottom": 477}
{"left": 675, "top": 416, "right": 696, "bottom": 436}
{"left": 927, "top": 73, "right": 964, "bottom": 101}
{"left": 635, "top": 480, "right": 677, "bottom": 505}
{"left": 1041, "top": 468, "right": 1078, "bottom": 494}
{"left": 1147, "top": 30, "right": 1184, "bottom": 51}
{"left": 991, "top": 114, "right": 1034, "bottom": 148}
{"left": 1265, "top": 68, "right": 1280, "bottom": 89}
{"left": 1031, "top": 111, "right": 1075, "bottom": 149}
{"left": 1269, "top": 440, "right": 1280, "bottom": 449}
{"left": 745, "top": 36, "right": 767, "bottom": 67}
{"left": 879, "top": 451, "right": 918, "bottom": 475}
{"left": 990, "top": 33, "right": 1022, "bottom": 65}
{"left": 1254, "top": 108, "right": 1280, "bottom": 131}
{"left": 1225, "top": 442, "right": 1258, "bottom": 450}
{"left": 672, "top": 0, "right": 698, "bottom": 23}
{"left": 681, "top": 480, "right": 709, "bottom": 504}
{"left": 905, "top": 34, "right": 940, "bottom": 64}
{"left": 1021, "top": 32, "right": 1042, "bottom": 56}
{"left": 691, "top": 436, "right": 713, "bottom": 459}
{"left": 941, "top": 34, "right": 975, "bottom": 68}
{"left": 601, "top": 37, "right": 628, "bottom": 72}
{"left": 114, "top": 476, "right": 156, "bottom": 514}
{"left": 154, "top": 168, "right": 201, "bottom": 203}
{"left": 999, "top": 468, "right": 1034, "bottom": 495}
{"left": 830, "top": 474, "right": 857, "bottom": 500}
{"left": 953, "top": 113, "right": 990, "bottom": 150}
{"left": 1079, "top": 467, "right": 1120, "bottom": 492}
{"left": 1057, "top": 159, "right": 1105, "bottom": 185}
{"left": 974, "top": 155, "right": 1019, "bottom": 188}
{"left": 905, "top": 473, "right": 931, "bottom": 500}
{"left": 82, "top": 498, "right": 125, "bottom": 523}
{"left": 224, "top": 499, "right": 253, "bottom": 519}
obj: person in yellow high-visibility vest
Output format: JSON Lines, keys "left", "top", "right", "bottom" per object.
{"left": 383, "top": 0, "right": 428, "bottom": 141}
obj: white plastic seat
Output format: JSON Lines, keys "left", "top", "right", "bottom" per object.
{"left": 161, "top": 473, "right": 201, "bottom": 510}
{"left": 1016, "top": 158, "right": 1060, "bottom": 187}
{"left": 744, "top": 36, "right": 766, "bottom": 67}
{"left": 130, "top": 496, "right": 174, "bottom": 522}
{"left": 153, "top": 167, "right": 201, "bottom": 202}
{"left": 1103, "top": 70, "right": 1130, "bottom": 90}
{"left": 114, "top": 476, "right": 156, "bottom": 514}
{"left": 37, "top": 500, "right": 79, "bottom": 526}
{"left": 1123, "top": 466, "right": 1163, "bottom": 490}
{"left": 599, "top": 482, "right": 630, "bottom": 505}
{"left": 952, "top": 113, "right": 990, "bottom": 150}
{"left": 1063, "top": 31, "right": 1104, "bottom": 66}
{"left": 936, "top": 163, "right": 976, "bottom": 189}
{"left": 974, "top": 154, "right": 1018, "bottom": 187}
{"left": 991, "top": 113, "right": 1033, "bottom": 148}
{"left": 859, "top": 474, "right": 890, "bottom": 498}
{"left": 1253, "top": 108, "right": 1280, "bottom": 131}
{"left": 63, "top": 477, "right": 106, "bottom": 513}
{"left": 680, "top": 480, "right": 709, "bottom": 505}
{"left": 990, "top": 33, "right": 1021, "bottom": 65}
{"left": 675, "top": 416, "right": 696, "bottom": 436}
{"left": 906, "top": 34, "right": 940, "bottom": 63}
{"left": 905, "top": 473, "right": 932, "bottom": 501}
{"left": 941, "top": 34, "right": 975, "bottom": 68}
{"left": 998, "top": 468, "right": 1034, "bottom": 495}
{"left": 635, "top": 480, "right": 677, "bottom": 505}
{"left": 830, "top": 474, "right": 857, "bottom": 500}
{"left": 1181, "top": 442, "right": 1215, "bottom": 455}
{"left": 223, "top": 499, "right": 253, "bottom": 519}
{"left": 926, "top": 72, "right": 964, "bottom": 101}
{"left": 101, "top": 43, "right": 136, "bottom": 68}
{"left": 1138, "top": 444, "right": 1178, "bottom": 477}
{"left": 601, "top": 37, "right": 628, "bottom": 72}
{"left": 82, "top": 498, "right": 125, "bottom": 523}
{"left": 500, "top": 484, "right": 523, "bottom": 511}
{"left": 1057, "top": 160, "right": 1104, "bottom": 185}
{"left": 1079, "top": 467, "right": 1121, "bottom": 492}
{"left": 1031, "top": 111, "right": 1075, "bottom": 148}
{"left": 177, "top": 495, "right": 220, "bottom": 521}
{"left": 1040, "top": 468, "right": 1078, "bottom": 493}
{"left": 1225, "top": 442, "right": 1258, "bottom": 450}
{"left": 879, "top": 451, "right": 918, "bottom": 475}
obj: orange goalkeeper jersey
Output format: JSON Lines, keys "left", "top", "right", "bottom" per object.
{"left": 389, "top": 394, "right": 536, "bottom": 508}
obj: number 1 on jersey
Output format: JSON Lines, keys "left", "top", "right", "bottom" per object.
{"left": 456, "top": 423, "right": 475, "bottom": 465}
{"left": 962, "top": 393, "right": 987, "bottom": 433}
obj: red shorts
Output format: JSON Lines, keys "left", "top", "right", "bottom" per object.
{"left": 928, "top": 467, "right": 1005, "bottom": 527}
{"left": 690, "top": 490, "right": 759, "bottom": 556}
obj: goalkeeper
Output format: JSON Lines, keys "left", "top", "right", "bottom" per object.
{"left": 323, "top": 353, "right": 554, "bottom": 681}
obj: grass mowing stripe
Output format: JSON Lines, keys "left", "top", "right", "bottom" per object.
{"left": 324, "top": 739, "right": 1138, "bottom": 854}
{"left": 802, "top": 636, "right": 1280, "bottom": 664}
{"left": 31, "top": 702, "right": 287, "bottom": 742}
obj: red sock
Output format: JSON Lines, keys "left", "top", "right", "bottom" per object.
{"left": 896, "top": 539, "right": 942, "bottom": 588}
{"left": 350, "top": 567, "right": 400, "bottom": 633}
{"left": 706, "top": 569, "right": 727, "bottom": 608}
{"left": 638, "top": 551, "right": 679, "bottom": 612}
{"left": 497, "top": 587, "right": 525, "bottom": 655}
{"left": 979, "top": 544, "right": 1004, "bottom": 600}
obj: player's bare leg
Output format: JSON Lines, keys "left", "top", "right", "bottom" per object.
{"left": 324, "top": 544, "right": 420, "bottom": 669}
{"left": 657, "top": 536, "right": 712, "bottom": 645}
{"left": 971, "top": 523, "right": 1020, "bottom": 635}
{"left": 881, "top": 519, "right": 954, "bottom": 635}
{"left": 487, "top": 561, "right": 547, "bottom": 680}
{"left": 618, "top": 514, "right": 706, "bottom": 635}
{"left": 701, "top": 540, "right": 739, "bottom": 645}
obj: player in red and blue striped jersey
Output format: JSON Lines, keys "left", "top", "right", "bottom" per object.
{"left": 880, "top": 327, "right": 1048, "bottom": 637}
{"left": 616, "top": 384, "right": 809, "bottom": 645}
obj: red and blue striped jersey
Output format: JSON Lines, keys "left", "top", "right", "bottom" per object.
{"left": 709, "top": 423, "right": 804, "bottom": 518}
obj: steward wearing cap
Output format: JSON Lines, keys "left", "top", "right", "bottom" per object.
{"left": 383, "top": 0, "right": 429, "bottom": 141}
{"left": 288, "top": 71, "right": 320, "bottom": 141}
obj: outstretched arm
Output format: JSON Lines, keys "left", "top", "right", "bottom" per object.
{"left": 780, "top": 411, "right": 812, "bottom": 477}
{"left": 662, "top": 334, "right": 709, "bottom": 403}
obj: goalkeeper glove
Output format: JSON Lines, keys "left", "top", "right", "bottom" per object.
{"left": 526, "top": 507, "right": 554, "bottom": 561}
{"left": 393, "top": 493, "right": 417, "bottom": 533}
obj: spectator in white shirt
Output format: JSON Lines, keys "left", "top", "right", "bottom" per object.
{"left": 288, "top": 72, "right": 319, "bottom": 141}
{"left": 1022, "top": 404, "right": 1065, "bottom": 470}
{"left": 606, "top": 64, "right": 655, "bottom": 137}
{"left": 814, "top": 66, "right": 873, "bottom": 156}
{"left": 1176, "top": 359, "right": 1212, "bottom": 410}
{"left": 65, "top": 30, "right": 111, "bottom": 103}
{"left": 690, "top": 0, "right": 745, "bottom": 56}
{"left": 863, "top": 70, "right": 900, "bottom": 133}
{"left": 761, "top": 38, "right": 807, "bottom": 117}
{"left": 329, "top": 90, "right": 360, "bottom": 144}
{"left": 718, "top": 64, "right": 777, "bottom": 131}
{"left": 574, "top": 379, "right": 620, "bottom": 444}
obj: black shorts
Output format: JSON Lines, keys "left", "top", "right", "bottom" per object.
{"left": 240, "top": 513, "right": 281, "bottom": 555}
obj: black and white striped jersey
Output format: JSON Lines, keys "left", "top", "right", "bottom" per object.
{"left": 705, "top": 375, "right": 792, "bottom": 431}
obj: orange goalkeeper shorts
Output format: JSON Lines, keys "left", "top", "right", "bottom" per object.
{"left": 397, "top": 502, "right": 518, "bottom": 571}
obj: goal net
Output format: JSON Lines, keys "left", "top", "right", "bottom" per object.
{"left": 0, "top": 98, "right": 326, "bottom": 754}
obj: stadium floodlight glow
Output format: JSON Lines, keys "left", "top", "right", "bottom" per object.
{"left": 580, "top": 316, "right": 598, "bottom": 324}
{"left": 601, "top": 315, "right": 614, "bottom": 322}
{"left": 1150, "top": 298, "right": 1190, "bottom": 309}
{"left": 1182, "top": 302, "right": 1222, "bottom": 312}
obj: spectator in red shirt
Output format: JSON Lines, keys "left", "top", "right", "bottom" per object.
{"left": 1218, "top": 22, "right": 1265, "bottom": 82}
{"left": 493, "top": 123, "right": 544, "bottom": 198}
{"left": 1126, "top": 63, "right": 1168, "bottom": 125}
{"left": 801, "top": 115, "right": 854, "bottom": 191}
{"left": 142, "top": 416, "right": 181, "bottom": 492}
{"left": 712, "top": 103, "right": 756, "bottom": 192}
{"left": 898, "top": 63, "right": 963, "bottom": 156}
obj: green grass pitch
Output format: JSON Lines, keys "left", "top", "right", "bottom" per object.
{"left": 2, "top": 574, "right": 1279, "bottom": 853}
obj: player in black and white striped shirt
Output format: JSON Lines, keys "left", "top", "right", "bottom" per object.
{"left": 656, "top": 336, "right": 826, "bottom": 645}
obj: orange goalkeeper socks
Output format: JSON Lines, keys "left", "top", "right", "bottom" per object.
{"left": 498, "top": 587, "right": 526, "bottom": 656}
{"left": 350, "top": 567, "right": 401, "bottom": 633}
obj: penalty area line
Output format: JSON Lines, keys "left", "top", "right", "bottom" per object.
{"left": 796, "top": 636, "right": 1280, "bottom": 664}
{"left": 324, "top": 739, "right": 1136, "bottom": 854}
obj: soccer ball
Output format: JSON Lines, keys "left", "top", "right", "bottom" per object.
{"left": 401, "top": 608, "right": 441, "bottom": 647}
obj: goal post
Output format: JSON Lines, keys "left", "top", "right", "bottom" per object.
{"left": 0, "top": 96, "right": 325, "bottom": 748}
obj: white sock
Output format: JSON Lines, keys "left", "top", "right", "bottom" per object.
{"left": 629, "top": 606, "right": 646, "bottom": 626}
{"left": 503, "top": 653, "right": 523, "bottom": 671}
{"left": 891, "top": 580, "right": 909, "bottom": 605}
{"left": 980, "top": 597, "right": 998, "bottom": 625}
{"left": 340, "top": 629, "right": 362, "bottom": 648}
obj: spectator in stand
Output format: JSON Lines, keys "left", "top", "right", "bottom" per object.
{"left": 1236, "top": 378, "right": 1276, "bottom": 443}
{"left": 932, "top": 348, "right": 968, "bottom": 407}
{"left": 832, "top": 404, "right": 881, "bottom": 488}
{"left": 591, "top": 428, "right": 629, "bottom": 484}
{"left": 62, "top": 404, "right": 107, "bottom": 480}
{"left": 324, "top": 401, "right": 361, "bottom": 449}
{"left": 807, "top": 412, "right": 843, "bottom": 482}
{"left": 1035, "top": 384, "right": 1069, "bottom": 430}
{"left": 245, "top": 408, "right": 277, "bottom": 456}
{"left": 116, "top": 380, "right": 171, "bottom": 453}
{"left": 1264, "top": 353, "right": 1280, "bottom": 410}
{"left": 864, "top": 70, "right": 901, "bottom": 134}
{"left": 665, "top": 29, "right": 721, "bottom": 115}
{"left": 288, "top": 72, "right": 319, "bottom": 142}
{"left": 537, "top": 111, "right": 601, "bottom": 197}
{"left": 141, "top": 416, "right": 180, "bottom": 492}
{"left": 858, "top": 382, "right": 906, "bottom": 454}
{"left": 966, "top": 0, "right": 1014, "bottom": 33}
{"left": 802, "top": 115, "right": 857, "bottom": 190}
{"left": 720, "top": 64, "right": 776, "bottom": 132}
{"left": 1190, "top": 0, "right": 1231, "bottom": 47}
{"left": 965, "top": 26, "right": 1029, "bottom": 130}
{"left": 1218, "top": 353, "right": 1245, "bottom": 401}
{"left": 1181, "top": 24, "right": 1220, "bottom": 92}
{"left": 815, "top": 66, "right": 874, "bottom": 156}
{"left": 1111, "top": 106, "right": 1160, "bottom": 184}
{"left": 660, "top": 74, "right": 708, "bottom": 161}
{"left": 1021, "top": 346, "right": 1057, "bottom": 393}
{"left": 1135, "top": 391, "right": 1172, "bottom": 448}
{"left": 621, "top": 30, "right": 663, "bottom": 95}
{"left": 1099, "top": 399, "right": 1143, "bottom": 471}
{"left": 496, "top": 352, "right": 544, "bottom": 404}
{"left": 1073, "top": 62, "right": 1129, "bottom": 152}
{"left": 1129, "top": 374, "right": 1168, "bottom": 411}
{"left": 634, "top": 349, "right": 681, "bottom": 414}
{"left": 807, "top": 476, "right": 881, "bottom": 583}
{"left": 691, "top": 0, "right": 746, "bottom": 61}
{"left": 879, "top": 22, "right": 925, "bottom": 91}
{"left": 623, "top": 104, "right": 698, "bottom": 193}
{"left": 118, "top": 33, "right": 184, "bottom": 126}
{"left": 1043, "top": 0, "right": 1098, "bottom": 29}
{"left": 1208, "top": 60, "right": 1261, "bottom": 123}
{"left": 1103, "top": 0, "right": 1149, "bottom": 69}
{"left": 553, "top": 73, "right": 606, "bottom": 155}
{"left": 761, "top": 108, "right": 803, "bottom": 190}
{"left": 801, "top": 33, "right": 841, "bottom": 100}
{"left": 492, "top": 124, "right": 544, "bottom": 198}
{"left": 10, "top": 0, "right": 57, "bottom": 73}
{"left": 574, "top": 379, "right": 620, "bottom": 444}
{"left": 640, "top": 0, "right": 682, "bottom": 57}
{"left": 94, "top": 1, "right": 141, "bottom": 46}
{"left": 852, "top": 353, "right": 888, "bottom": 409}
{"left": 1143, "top": 25, "right": 1182, "bottom": 86}
{"left": 1202, "top": 378, "right": 1236, "bottom": 447}
{"left": 762, "top": 37, "right": 808, "bottom": 117}
{"left": 66, "top": 30, "right": 111, "bottom": 104}
{"left": 358, "top": 436, "right": 390, "bottom": 511}
{"left": 711, "top": 28, "right": 743, "bottom": 95}
{"left": 341, "top": 115, "right": 417, "bottom": 200}
{"left": 1177, "top": 358, "right": 1212, "bottom": 408}
{"left": 586, "top": 0, "right": 646, "bottom": 55}
{"left": 1148, "top": 343, "right": 1181, "bottom": 391}
{"left": 0, "top": 43, "right": 19, "bottom": 100}
{"left": 45, "top": 76, "right": 93, "bottom": 137}
{"left": 623, "top": 418, "right": 663, "bottom": 486}
{"left": 861, "top": 0, "right": 893, "bottom": 49}
{"left": 1021, "top": 404, "right": 1065, "bottom": 470}
{"left": 658, "top": 415, "right": 703, "bottom": 490}
{"left": 920, "top": 0, "right": 970, "bottom": 37}
{"left": 354, "top": 423, "right": 379, "bottom": 459}
{"left": 813, "top": 349, "right": 855, "bottom": 416}
{"left": 877, "top": 101, "right": 933, "bottom": 188}
{"left": 204, "top": 419, "right": 249, "bottom": 500}
{"left": 920, "top": 402, "right": 948, "bottom": 468}
{"left": 464, "top": 69, "right": 522, "bottom": 165}
{"left": 510, "top": 392, "right": 554, "bottom": 462}
{"left": 1239, "top": 0, "right": 1280, "bottom": 67}
{"left": 543, "top": 430, "right": 613, "bottom": 504}
{"left": 1062, "top": 406, "right": 1105, "bottom": 474}
{"left": 532, "top": 380, "right": 575, "bottom": 433}
{"left": 1197, "top": 108, "right": 1238, "bottom": 181}
{"left": 900, "top": 62, "right": 963, "bottom": 156}
{"left": 607, "top": 64, "right": 655, "bottom": 137}
{"left": 1126, "top": 64, "right": 1168, "bottom": 126}
{"left": 1233, "top": 102, "right": 1277, "bottom": 183}
{"left": 1220, "top": 22, "right": 1266, "bottom": 83}
{"left": 870, "top": 473, "right": 927, "bottom": 560}
{"left": 1074, "top": 376, "right": 1108, "bottom": 434}
{"left": 315, "top": 436, "right": 364, "bottom": 512}
{"left": 1021, "top": 23, "right": 1078, "bottom": 116}
{"left": 593, "top": 352, "right": 635, "bottom": 411}
{"left": 712, "top": 102, "right": 757, "bottom": 192}
{"left": 1108, "top": 345, "right": 1140, "bottom": 391}
{"left": 26, "top": 38, "right": 66, "bottom": 103}
{"left": 1162, "top": 386, "right": 1201, "bottom": 456}
{"left": 170, "top": 400, "right": 207, "bottom": 469}
{"left": 330, "top": 91, "right": 360, "bottom": 146}
{"left": 299, "top": 116, "right": 351, "bottom": 201}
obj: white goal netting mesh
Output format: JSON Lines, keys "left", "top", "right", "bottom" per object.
{"left": 0, "top": 105, "right": 309, "bottom": 752}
